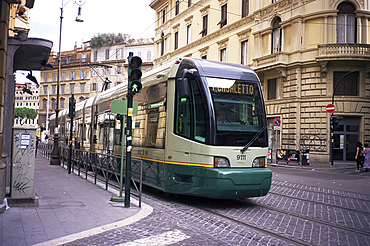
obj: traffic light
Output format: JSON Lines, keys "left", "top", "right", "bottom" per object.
{"left": 330, "top": 115, "right": 342, "bottom": 131}
{"left": 68, "top": 94, "right": 76, "bottom": 118}
{"left": 128, "top": 52, "right": 142, "bottom": 95}
{"left": 22, "top": 86, "right": 33, "bottom": 95}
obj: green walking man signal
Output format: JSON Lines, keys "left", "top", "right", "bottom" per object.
{"left": 330, "top": 115, "right": 342, "bottom": 131}
{"left": 128, "top": 52, "right": 142, "bottom": 95}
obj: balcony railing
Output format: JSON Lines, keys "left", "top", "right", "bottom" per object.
{"left": 318, "top": 43, "right": 370, "bottom": 59}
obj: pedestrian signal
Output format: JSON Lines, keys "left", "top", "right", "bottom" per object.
{"left": 128, "top": 52, "right": 142, "bottom": 95}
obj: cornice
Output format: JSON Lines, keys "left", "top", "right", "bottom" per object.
{"left": 149, "top": 0, "right": 167, "bottom": 10}
{"left": 199, "top": 4, "right": 210, "bottom": 16}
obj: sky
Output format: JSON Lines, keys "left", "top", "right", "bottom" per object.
{"left": 28, "top": 0, "right": 156, "bottom": 52}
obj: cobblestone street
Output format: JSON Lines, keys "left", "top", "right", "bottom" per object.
{"left": 64, "top": 166, "right": 370, "bottom": 246}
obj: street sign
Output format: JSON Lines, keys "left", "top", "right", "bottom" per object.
{"left": 326, "top": 104, "right": 335, "bottom": 113}
{"left": 111, "top": 100, "right": 138, "bottom": 115}
{"left": 273, "top": 118, "right": 281, "bottom": 126}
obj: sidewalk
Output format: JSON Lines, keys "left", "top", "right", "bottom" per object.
{"left": 269, "top": 159, "right": 370, "bottom": 175}
{"left": 0, "top": 156, "right": 152, "bottom": 246}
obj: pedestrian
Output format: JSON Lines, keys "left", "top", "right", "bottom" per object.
{"left": 355, "top": 142, "right": 364, "bottom": 172}
{"left": 35, "top": 137, "right": 40, "bottom": 157}
{"left": 363, "top": 143, "right": 370, "bottom": 172}
{"left": 75, "top": 139, "right": 80, "bottom": 149}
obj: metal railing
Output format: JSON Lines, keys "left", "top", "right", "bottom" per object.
{"left": 38, "top": 143, "right": 143, "bottom": 207}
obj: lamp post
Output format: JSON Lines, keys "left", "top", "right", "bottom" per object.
{"left": 50, "top": 0, "right": 86, "bottom": 165}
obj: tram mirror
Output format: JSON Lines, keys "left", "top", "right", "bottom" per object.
{"left": 176, "top": 78, "right": 191, "bottom": 99}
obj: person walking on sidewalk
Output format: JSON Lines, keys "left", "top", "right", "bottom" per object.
{"left": 363, "top": 143, "right": 370, "bottom": 172}
{"left": 355, "top": 142, "right": 364, "bottom": 172}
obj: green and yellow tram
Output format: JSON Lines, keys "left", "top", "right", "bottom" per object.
{"left": 50, "top": 58, "right": 272, "bottom": 199}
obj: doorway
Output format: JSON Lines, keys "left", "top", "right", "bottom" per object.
{"left": 333, "top": 116, "right": 361, "bottom": 161}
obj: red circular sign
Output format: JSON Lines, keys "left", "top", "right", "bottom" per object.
{"left": 273, "top": 118, "right": 281, "bottom": 126}
{"left": 326, "top": 104, "right": 335, "bottom": 113}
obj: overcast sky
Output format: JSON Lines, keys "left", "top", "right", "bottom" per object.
{"left": 28, "top": 0, "right": 156, "bottom": 52}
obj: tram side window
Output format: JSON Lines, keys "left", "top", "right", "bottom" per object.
{"left": 145, "top": 110, "right": 160, "bottom": 147}
{"left": 175, "top": 77, "right": 207, "bottom": 143}
{"left": 175, "top": 94, "right": 191, "bottom": 139}
{"left": 191, "top": 78, "right": 207, "bottom": 143}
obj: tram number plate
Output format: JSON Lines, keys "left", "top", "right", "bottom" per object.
{"left": 237, "top": 154, "right": 246, "bottom": 161}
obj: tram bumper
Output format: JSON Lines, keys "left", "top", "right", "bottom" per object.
{"left": 182, "top": 168, "right": 272, "bottom": 199}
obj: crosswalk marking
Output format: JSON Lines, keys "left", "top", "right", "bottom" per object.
{"left": 118, "top": 230, "right": 190, "bottom": 246}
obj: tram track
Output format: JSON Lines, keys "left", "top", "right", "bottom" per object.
{"left": 240, "top": 197, "right": 370, "bottom": 237}
{"left": 183, "top": 199, "right": 312, "bottom": 246}
{"left": 173, "top": 185, "right": 370, "bottom": 245}
{"left": 268, "top": 189, "right": 370, "bottom": 216}
{"left": 163, "top": 198, "right": 312, "bottom": 246}
{"left": 178, "top": 195, "right": 370, "bottom": 245}
{"left": 272, "top": 181, "right": 370, "bottom": 203}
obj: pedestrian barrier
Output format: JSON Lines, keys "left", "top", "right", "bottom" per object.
{"left": 38, "top": 143, "right": 143, "bottom": 207}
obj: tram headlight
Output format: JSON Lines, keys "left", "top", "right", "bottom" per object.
{"left": 214, "top": 157, "right": 230, "bottom": 168}
{"left": 252, "top": 157, "right": 266, "bottom": 168}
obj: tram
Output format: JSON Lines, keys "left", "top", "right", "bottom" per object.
{"left": 50, "top": 58, "right": 272, "bottom": 199}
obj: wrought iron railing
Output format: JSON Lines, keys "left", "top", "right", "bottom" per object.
{"left": 38, "top": 143, "right": 143, "bottom": 207}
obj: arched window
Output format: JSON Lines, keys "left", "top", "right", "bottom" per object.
{"left": 337, "top": 2, "right": 356, "bottom": 43}
{"left": 272, "top": 17, "right": 282, "bottom": 53}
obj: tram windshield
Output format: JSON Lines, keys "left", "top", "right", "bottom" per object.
{"left": 207, "top": 77, "right": 267, "bottom": 147}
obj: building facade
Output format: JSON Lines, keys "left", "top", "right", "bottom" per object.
{"left": 90, "top": 41, "right": 155, "bottom": 91}
{"left": 39, "top": 42, "right": 92, "bottom": 132}
{"left": 40, "top": 41, "right": 155, "bottom": 135}
{"left": 149, "top": 0, "right": 370, "bottom": 162}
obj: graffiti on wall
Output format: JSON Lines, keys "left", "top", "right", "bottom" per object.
{"left": 300, "top": 134, "right": 327, "bottom": 152}
{"left": 12, "top": 129, "right": 35, "bottom": 198}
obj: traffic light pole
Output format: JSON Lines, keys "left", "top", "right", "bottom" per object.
{"left": 330, "top": 113, "right": 334, "bottom": 166}
{"left": 124, "top": 52, "right": 142, "bottom": 208}
{"left": 125, "top": 93, "right": 133, "bottom": 208}
{"left": 68, "top": 113, "right": 73, "bottom": 174}
{"left": 67, "top": 94, "right": 75, "bottom": 174}
{"left": 329, "top": 67, "right": 370, "bottom": 166}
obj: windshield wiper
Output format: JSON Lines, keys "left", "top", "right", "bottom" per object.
{"left": 240, "top": 125, "right": 266, "bottom": 153}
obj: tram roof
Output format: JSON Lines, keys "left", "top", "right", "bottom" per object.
{"left": 181, "top": 58, "right": 259, "bottom": 81}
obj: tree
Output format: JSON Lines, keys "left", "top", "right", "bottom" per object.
{"left": 14, "top": 107, "right": 37, "bottom": 125}
{"left": 90, "top": 33, "right": 133, "bottom": 48}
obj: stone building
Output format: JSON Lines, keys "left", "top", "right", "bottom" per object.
{"left": 40, "top": 40, "right": 155, "bottom": 136}
{"left": 39, "top": 42, "right": 92, "bottom": 132}
{"left": 90, "top": 40, "right": 155, "bottom": 91}
{"left": 149, "top": 0, "right": 370, "bottom": 162}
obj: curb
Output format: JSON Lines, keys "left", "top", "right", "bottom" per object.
{"left": 0, "top": 204, "right": 5, "bottom": 214}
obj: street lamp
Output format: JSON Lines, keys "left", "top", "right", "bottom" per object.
{"left": 50, "top": 0, "right": 86, "bottom": 165}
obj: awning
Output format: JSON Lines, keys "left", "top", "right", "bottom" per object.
{"left": 8, "top": 37, "right": 53, "bottom": 72}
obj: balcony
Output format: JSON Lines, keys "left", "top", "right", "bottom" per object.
{"left": 252, "top": 52, "right": 289, "bottom": 71}
{"left": 317, "top": 44, "right": 370, "bottom": 62}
